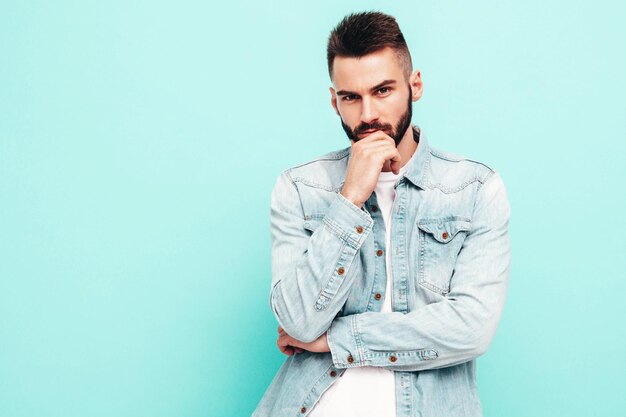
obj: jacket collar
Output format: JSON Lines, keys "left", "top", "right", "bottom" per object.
{"left": 403, "top": 124, "right": 430, "bottom": 189}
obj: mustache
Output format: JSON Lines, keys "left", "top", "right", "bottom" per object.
{"left": 354, "top": 122, "right": 393, "bottom": 135}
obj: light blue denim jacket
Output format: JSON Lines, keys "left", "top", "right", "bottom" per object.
{"left": 253, "top": 126, "right": 511, "bottom": 417}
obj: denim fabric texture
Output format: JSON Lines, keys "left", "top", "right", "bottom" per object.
{"left": 253, "top": 125, "right": 511, "bottom": 417}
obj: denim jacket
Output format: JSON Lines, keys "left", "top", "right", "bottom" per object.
{"left": 253, "top": 125, "right": 511, "bottom": 417}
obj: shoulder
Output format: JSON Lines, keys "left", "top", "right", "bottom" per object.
{"left": 280, "top": 147, "right": 351, "bottom": 192}
{"left": 424, "top": 145, "right": 499, "bottom": 193}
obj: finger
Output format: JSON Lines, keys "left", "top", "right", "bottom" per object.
{"left": 356, "top": 141, "right": 399, "bottom": 160}
{"left": 358, "top": 130, "right": 395, "bottom": 144}
{"left": 278, "top": 334, "right": 299, "bottom": 350}
{"left": 352, "top": 142, "right": 398, "bottom": 166}
{"left": 376, "top": 147, "right": 402, "bottom": 172}
{"left": 285, "top": 336, "right": 302, "bottom": 350}
{"left": 277, "top": 337, "right": 294, "bottom": 356}
{"left": 354, "top": 137, "right": 395, "bottom": 152}
{"left": 390, "top": 157, "right": 401, "bottom": 175}
{"left": 277, "top": 334, "right": 289, "bottom": 347}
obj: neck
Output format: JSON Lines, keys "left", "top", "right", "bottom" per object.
{"left": 381, "top": 125, "right": 418, "bottom": 172}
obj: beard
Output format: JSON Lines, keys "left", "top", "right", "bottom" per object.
{"left": 340, "top": 85, "right": 413, "bottom": 147}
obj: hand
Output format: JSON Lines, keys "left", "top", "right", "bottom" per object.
{"left": 341, "top": 131, "right": 402, "bottom": 208}
{"left": 276, "top": 326, "right": 330, "bottom": 356}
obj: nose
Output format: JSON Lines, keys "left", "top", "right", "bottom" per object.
{"left": 360, "top": 96, "right": 379, "bottom": 125}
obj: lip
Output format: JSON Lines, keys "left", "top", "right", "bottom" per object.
{"left": 359, "top": 129, "right": 379, "bottom": 135}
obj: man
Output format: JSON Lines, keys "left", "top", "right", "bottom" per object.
{"left": 253, "top": 11, "right": 511, "bottom": 417}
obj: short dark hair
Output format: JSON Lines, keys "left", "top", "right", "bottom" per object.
{"left": 326, "top": 11, "right": 413, "bottom": 80}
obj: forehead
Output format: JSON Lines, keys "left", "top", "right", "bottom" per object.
{"left": 332, "top": 47, "right": 405, "bottom": 91}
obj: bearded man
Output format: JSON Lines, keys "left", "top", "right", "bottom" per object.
{"left": 253, "top": 11, "right": 511, "bottom": 417}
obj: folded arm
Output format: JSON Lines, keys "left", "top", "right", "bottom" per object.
{"left": 327, "top": 172, "right": 511, "bottom": 371}
{"left": 269, "top": 171, "right": 373, "bottom": 343}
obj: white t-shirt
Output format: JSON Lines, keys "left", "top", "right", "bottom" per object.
{"left": 308, "top": 155, "right": 413, "bottom": 417}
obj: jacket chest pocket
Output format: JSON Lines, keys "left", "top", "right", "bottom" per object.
{"left": 416, "top": 217, "right": 471, "bottom": 295}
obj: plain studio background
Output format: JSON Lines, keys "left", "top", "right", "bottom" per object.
{"left": 1, "top": 1, "right": 624, "bottom": 416}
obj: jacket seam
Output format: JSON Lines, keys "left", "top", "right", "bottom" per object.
{"left": 291, "top": 178, "right": 342, "bottom": 192}
{"left": 285, "top": 148, "right": 350, "bottom": 171}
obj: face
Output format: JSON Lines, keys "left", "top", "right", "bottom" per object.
{"left": 329, "top": 47, "right": 423, "bottom": 146}
{"left": 340, "top": 85, "right": 412, "bottom": 146}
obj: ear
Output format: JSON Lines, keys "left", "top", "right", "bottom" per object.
{"left": 409, "top": 69, "right": 423, "bottom": 102}
{"left": 329, "top": 86, "right": 340, "bottom": 115}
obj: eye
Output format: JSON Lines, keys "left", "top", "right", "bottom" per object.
{"left": 377, "top": 87, "right": 391, "bottom": 95}
{"left": 342, "top": 94, "right": 359, "bottom": 102}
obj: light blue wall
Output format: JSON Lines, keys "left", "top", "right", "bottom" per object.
{"left": 1, "top": 1, "right": 624, "bottom": 416}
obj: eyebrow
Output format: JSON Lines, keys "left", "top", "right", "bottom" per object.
{"left": 335, "top": 79, "right": 397, "bottom": 96}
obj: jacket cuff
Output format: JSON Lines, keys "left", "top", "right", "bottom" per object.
{"left": 327, "top": 315, "right": 366, "bottom": 368}
{"left": 322, "top": 192, "right": 373, "bottom": 250}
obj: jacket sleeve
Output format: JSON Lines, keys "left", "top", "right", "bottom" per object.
{"left": 326, "top": 171, "right": 511, "bottom": 371}
{"left": 269, "top": 171, "right": 373, "bottom": 343}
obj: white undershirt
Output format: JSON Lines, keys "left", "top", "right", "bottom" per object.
{"left": 308, "top": 156, "right": 412, "bottom": 417}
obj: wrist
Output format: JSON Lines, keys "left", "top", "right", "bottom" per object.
{"left": 340, "top": 189, "right": 364, "bottom": 209}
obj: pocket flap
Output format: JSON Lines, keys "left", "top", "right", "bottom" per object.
{"left": 417, "top": 217, "right": 471, "bottom": 243}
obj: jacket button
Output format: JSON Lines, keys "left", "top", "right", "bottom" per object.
{"left": 300, "top": 407, "right": 307, "bottom": 413}
{"left": 375, "top": 293, "right": 382, "bottom": 300}
{"left": 330, "top": 370, "right": 337, "bottom": 377}
{"left": 389, "top": 355, "right": 397, "bottom": 362}
{"left": 371, "top": 205, "right": 379, "bottom": 212}
{"left": 442, "top": 232, "right": 449, "bottom": 240}
{"left": 376, "top": 249, "right": 383, "bottom": 256}
{"left": 347, "top": 354, "right": 354, "bottom": 363}
{"left": 356, "top": 226, "right": 364, "bottom": 234}
{"left": 337, "top": 267, "right": 345, "bottom": 275}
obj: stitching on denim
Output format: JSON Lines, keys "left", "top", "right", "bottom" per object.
{"left": 322, "top": 208, "right": 371, "bottom": 250}
{"left": 321, "top": 217, "right": 351, "bottom": 246}
{"left": 417, "top": 227, "right": 452, "bottom": 295}
{"left": 430, "top": 147, "right": 495, "bottom": 172}
{"left": 424, "top": 177, "right": 484, "bottom": 194}
{"left": 417, "top": 220, "right": 471, "bottom": 243}
{"left": 286, "top": 147, "right": 350, "bottom": 171}
{"left": 315, "top": 240, "right": 350, "bottom": 310}
{"left": 352, "top": 314, "right": 367, "bottom": 366}
{"left": 286, "top": 148, "right": 350, "bottom": 192}
{"left": 363, "top": 349, "right": 439, "bottom": 360}
{"left": 419, "top": 149, "right": 495, "bottom": 194}
{"left": 418, "top": 216, "right": 472, "bottom": 225}
{"left": 418, "top": 228, "right": 426, "bottom": 289}
{"left": 299, "top": 362, "right": 344, "bottom": 417}
{"left": 326, "top": 323, "right": 341, "bottom": 367}
{"left": 335, "top": 191, "right": 373, "bottom": 224}
{"left": 476, "top": 169, "right": 496, "bottom": 193}
{"left": 419, "top": 279, "right": 449, "bottom": 295}
{"left": 291, "top": 177, "right": 342, "bottom": 192}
